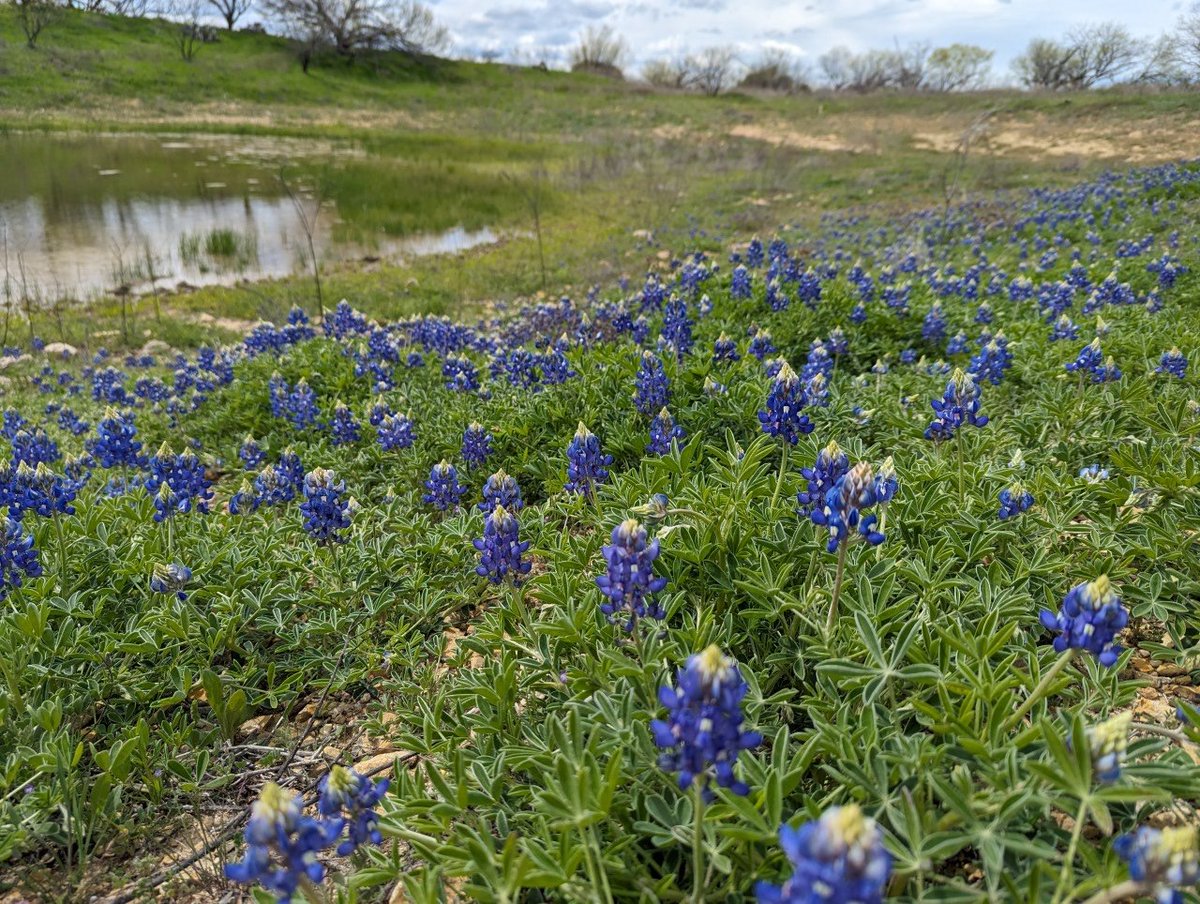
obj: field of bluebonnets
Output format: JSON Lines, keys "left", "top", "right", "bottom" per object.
{"left": 1, "top": 156, "right": 1199, "bottom": 904}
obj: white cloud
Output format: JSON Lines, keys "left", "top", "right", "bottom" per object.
{"left": 438, "top": 0, "right": 1179, "bottom": 74}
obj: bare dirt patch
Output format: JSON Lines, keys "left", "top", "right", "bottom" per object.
{"left": 728, "top": 122, "right": 869, "bottom": 154}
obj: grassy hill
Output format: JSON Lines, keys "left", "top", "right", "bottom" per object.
{"left": 2, "top": 6, "right": 1200, "bottom": 352}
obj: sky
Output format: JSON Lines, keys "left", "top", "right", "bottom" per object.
{"left": 430, "top": 0, "right": 1186, "bottom": 76}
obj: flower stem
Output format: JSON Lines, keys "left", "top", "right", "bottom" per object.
{"left": 1051, "top": 797, "right": 1090, "bottom": 904}
{"left": 587, "top": 824, "right": 615, "bottom": 904}
{"left": 1005, "top": 649, "right": 1075, "bottom": 732}
{"left": 826, "top": 542, "right": 848, "bottom": 635}
{"left": 769, "top": 441, "right": 790, "bottom": 511}
{"left": 300, "top": 875, "right": 330, "bottom": 904}
{"left": 956, "top": 431, "right": 966, "bottom": 503}
{"left": 1076, "top": 880, "right": 1147, "bottom": 904}
{"left": 691, "top": 780, "right": 706, "bottom": 904}
{"left": 1131, "top": 721, "right": 1192, "bottom": 746}
{"left": 53, "top": 513, "right": 68, "bottom": 586}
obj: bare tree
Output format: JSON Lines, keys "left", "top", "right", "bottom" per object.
{"left": 1178, "top": 2, "right": 1200, "bottom": 76}
{"left": 1134, "top": 34, "right": 1187, "bottom": 86}
{"left": 15, "top": 0, "right": 60, "bottom": 49}
{"left": 890, "top": 42, "right": 929, "bottom": 90}
{"left": 926, "top": 44, "right": 994, "bottom": 91}
{"left": 103, "top": 0, "right": 156, "bottom": 15}
{"left": 207, "top": 0, "right": 252, "bottom": 29}
{"left": 169, "top": 0, "right": 208, "bottom": 61}
{"left": 61, "top": 0, "right": 107, "bottom": 12}
{"left": 684, "top": 46, "right": 738, "bottom": 96}
{"left": 738, "top": 49, "right": 808, "bottom": 92}
{"left": 818, "top": 45, "right": 855, "bottom": 90}
{"left": 568, "top": 24, "right": 627, "bottom": 77}
{"left": 1015, "top": 23, "right": 1146, "bottom": 90}
{"left": 641, "top": 57, "right": 690, "bottom": 89}
{"left": 262, "top": 0, "right": 448, "bottom": 60}
{"left": 1012, "top": 38, "right": 1079, "bottom": 89}
{"left": 1065, "top": 22, "right": 1144, "bottom": 87}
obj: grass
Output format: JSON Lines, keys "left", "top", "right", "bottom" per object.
{"left": 0, "top": 157, "right": 1198, "bottom": 903}
{"left": 0, "top": 8, "right": 1200, "bottom": 903}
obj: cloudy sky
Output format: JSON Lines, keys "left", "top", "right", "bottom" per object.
{"left": 432, "top": 0, "right": 1185, "bottom": 76}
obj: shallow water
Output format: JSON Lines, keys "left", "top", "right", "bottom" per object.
{"left": 0, "top": 132, "right": 499, "bottom": 302}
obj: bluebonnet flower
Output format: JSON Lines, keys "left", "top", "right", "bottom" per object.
{"left": 11, "top": 428, "right": 59, "bottom": 468}
{"left": 650, "top": 645, "right": 761, "bottom": 795}
{"left": 1038, "top": 575, "right": 1128, "bottom": 667}
{"left": 1114, "top": 825, "right": 1199, "bottom": 904}
{"left": 1088, "top": 711, "right": 1131, "bottom": 784}
{"left": 922, "top": 303, "right": 946, "bottom": 342}
{"left": 151, "top": 563, "right": 192, "bottom": 601}
{"left": 300, "top": 469, "right": 352, "bottom": 544}
{"left": 442, "top": 354, "right": 479, "bottom": 392}
{"left": 328, "top": 403, "right": 360, "bottom": 446}
{"left": 900, "top": 348, "right": 917, "bottom": 365}
{"left": 269, "top": 372, "right": 288, "bottom": 418}
{"left": 1158, "top": 347, "right": 1188, "bottom": 379}
{"left": 712, "top": 333, "right": 739, "bottom": 366}
{"left": 317, "top": 766, "right": 389, "bottom": 857}
{"left": 368, "top": 397, "right": 392, "bottom": 427}
{"left": 758, "top": 363, "right": 814, "bottom": 445}
{"left": 478, "top": 469, "right": 523, "bottom": 513}
{"left": 240, "top": 436, "right": 266, "bottom": 470}
{"left": 229, "top": 477, "right": 258, "bottom": 515}
{"left": 461, "top": 422, "right": 493, "bottom": 469}
{"left": 802, "top": 341, "right": 833, "bottom": 384}
{"left": 423, "top": 460, "right": 465, "bottom": 511}
{"left": 975, "top": 300, "right": 993, "bottom": 324}
{"left": 647, "top": 407, "right": 685, "bottom": 456}
{"left": 947, "top": 332, "right": 969, "bottom": 356}
{"left": 377, "top": 413, "right": 415, "bottom": 452}
{"left": 1050, "top": 314, "right": 1080, "bottom": 342}
{"left": 874, "top": 456, "right": 898, "bottom": 504}
{"left": 731, "top": 264, "right": 752, "bottom": 299}
{"left": 565, "top": 423, "right": 612, "bottom": 500}
{"left": 635, "top": 351, "right": 670, "bottom": 416}
{"left": 703, "top": 375, "right": 727, "bottom": 396}
{"left": 1066, "top": 339, "right": 1108, "bottom": 382}
{"left": 145, "top": 444, "right": 213, "bottom": 521}
{"left": 9, "top": 462, "right": 80, "bottom": 519}
{"left": 661, "top": 298, "right": 693, "bottom": 362}
{"left": 755, "top": 805, "right": 891, "bottom": 904}
{"left": 998, "top": 484, "right": 1034, "bottom": 521}
{"left": 323, "top": 299, "right": 368, "bottom": 338}
{"left": 57, "top": 407, "right": 89, "bottom": 437}
{"left": 540, "top": 349, "right": 574, "bottom": 384}
{"left": 925, "top": 369, "right": 989, "bottom": 442}
{"left": 850, "top": 302, "right": 867, "bottom": 324}
{"left": 91, "top": 409, "right": 145, "bottom": 469}
{"left": 969, "top": 335, "right": 1013, "bottom": 386}
{"left": 0, "top": 516, "right": 41, "bottom": 599}
{"left": 811, "top": 462, "right": 885, "bottom": 554}
{"left": 827, "top": 329, "right": 847, "bottom": 357}
{"left": 596, "top": 517, "right": 667, "bottom": 630}
{"left": 285, "top": 379, "right": 319, "bottom": 430}
{"left": 632, "top": 315, "right": 651, "bottom": 345}
{"left": 1, "top": 408, "right": 27, "bottom": 440}
{"left": 473, "top": 504, "right": 531, "bottom": 584}
{"left": 224, "top": 782, "right": 343, "bottom": 903}
{"left": 748, "top": 329, "right": 776, "bottom": 361}
{"left": 1079, "top": 464, "right": 1110, "bottom": 483}
{"left": 797, "top": 441, "right": 849, "bottom": 517}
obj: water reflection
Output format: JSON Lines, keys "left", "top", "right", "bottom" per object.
{"left": 0, "top": 132, "right": 499, "bottom": 301}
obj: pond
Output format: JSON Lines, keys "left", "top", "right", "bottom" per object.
{"left": 0, "top": 131, "right": 502, "bottom": 303}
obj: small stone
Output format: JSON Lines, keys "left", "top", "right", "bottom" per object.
{"left": 237, "top": 715, "right": 274, "bottom": 738}
{"left": 42, "top": 343, "right": 77, "bottom": 358}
